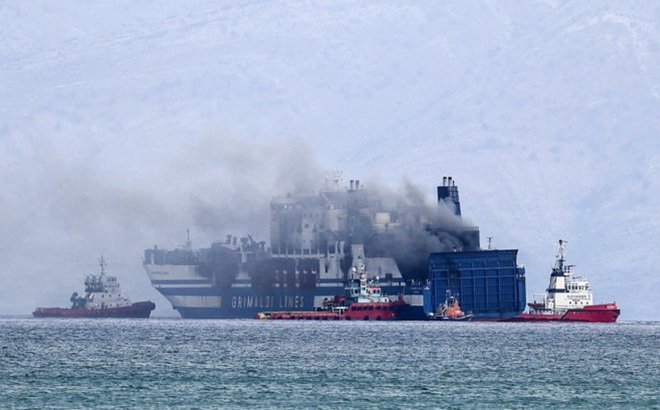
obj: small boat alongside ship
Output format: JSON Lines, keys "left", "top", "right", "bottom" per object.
{"left": 502, "top": 240, "right": 619, "bottom": 323}
{"left": 255, "top": 267, "right": 408, "bottom": 320}
{"left": 429, "top": 291, "right": 472, "bottom": 321}
{"left": 33, "top": 257, "right": 156, "bottom": 318}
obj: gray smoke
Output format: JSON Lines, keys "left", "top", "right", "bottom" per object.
{"left": 172, "top": 131, "right": 326, "bottom": 241}
{"left": 170, "top": 134, "right": 475, "bottom": 281}
{"left": 1, "top": 129, "right": 329, "bottom": 313}
{"left": 3, "top": 127, "right": 474, "bottom": 313}
{"left": 360, "top": 176, "right": 478, "bottom": 280}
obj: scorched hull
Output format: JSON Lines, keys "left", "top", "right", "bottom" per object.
{"left": 156, "top": 285, "right": 426, "bottom": 319}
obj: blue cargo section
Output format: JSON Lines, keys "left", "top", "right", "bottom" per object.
{"left": 425, "top": 250, "right": 526, "bottom": 320}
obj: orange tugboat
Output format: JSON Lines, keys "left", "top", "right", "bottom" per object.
{"left": 502, "top": 240, "right": 619, "bottom": 323}
{"left": 430, "top": 291, "right": 472, "bottom": 321}
{"left": 33, "top": 257, "right": 155, "bottom": 318}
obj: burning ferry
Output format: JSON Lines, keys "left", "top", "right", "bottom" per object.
{"left": 143, "top": 175, "right": 527, "bottom": 319}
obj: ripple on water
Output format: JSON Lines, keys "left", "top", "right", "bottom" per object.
{"left": 0, "top": 319, "right": 658, "bottom": 409}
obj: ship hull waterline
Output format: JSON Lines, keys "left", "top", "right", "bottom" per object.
{"left": 153, "top": 285, "right": 523, "bottom": 320}
{"left": 500, "top": 304, "right": 620, "bottom": 323}
{"left": 155, "top": 284, "right": 433, "bottom": 319}
{"left": 33, "top": 301, "right": 156, "bottom": 318}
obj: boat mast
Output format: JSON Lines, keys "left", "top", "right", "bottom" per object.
{"left": 99, "top": 255, "right": 107, "bottom": 276}
{"left": 545, "top": 240, "right": 568, "bottom": 309}
{"left": 556, "top": 239, "right": 566, "bottom": 274}
{"left": 185, "top": 228, "right": 192, "bottom": 251}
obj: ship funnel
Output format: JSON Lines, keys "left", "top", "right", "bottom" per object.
{"left": 355, "top": 180, "right": 360, "bottom": 190}
{"left": 437, "top": 176, "right": 462, "bottom": 216}
{"left": 350, "top": 180, "right": 354, "bottom": 190}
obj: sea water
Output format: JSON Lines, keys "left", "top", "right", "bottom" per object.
{"left": 0, "top": 318, "right": 658, "bottom": 409}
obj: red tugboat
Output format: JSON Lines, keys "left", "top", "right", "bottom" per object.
{"left": 255, "top": 266, "right": 408, "bottom": 320}
{"left": 503, "top": 240, "right": 619, "bottom": 323}
{"left": 33, "top": 257, "right": 156, "bottom": 318}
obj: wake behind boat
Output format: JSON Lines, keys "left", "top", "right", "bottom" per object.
{"left": 33, "top": 257, "right": 155, "bottom": 318}
{"left": 502, "top": 240, "right": 619, "bottom": 323}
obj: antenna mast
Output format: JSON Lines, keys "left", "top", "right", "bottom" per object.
{"left": 557, "top": 239, "right": 567, "bottom": 272}
{"left": 98, "top": 256, "right": 106, "bottom": 275}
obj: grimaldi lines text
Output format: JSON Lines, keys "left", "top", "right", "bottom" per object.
{"left": 232, "top": 295, "right": 305, "bottom": 309}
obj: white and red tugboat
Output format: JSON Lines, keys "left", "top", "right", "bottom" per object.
{"left": 33, "top": 257, "right": 155, "bottom": 318}
{"left": 255, "top": 266, "right": 408, "bottom": 320}
{"left": 340, "top": 266, "right": 407, "bottom": 320}
{"left": 503, "top": 240, "right": 619, "bottom": 323}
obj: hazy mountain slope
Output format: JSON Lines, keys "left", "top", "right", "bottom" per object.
{"left": 1, "top": 0, "right": 658, "bottom": 319}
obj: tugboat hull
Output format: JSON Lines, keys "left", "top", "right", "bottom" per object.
{"left": 33, "top": 301, "right": 156, "bottom": 318}
{"left": 503, "top": 303, "right": 620, "bottom": 323}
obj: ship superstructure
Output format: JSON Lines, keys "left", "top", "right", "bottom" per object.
{"left": 530, "top": 239, "right": 593, "bottom": 312}
{"left": 72, "top": 256, "right": 132, "bottom": 310}
{"left": 144, "top": 175, "right": 523, "bottom": 319}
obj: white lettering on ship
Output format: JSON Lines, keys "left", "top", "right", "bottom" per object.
{"left": 231, "top": 296, "right": 305, "bottom": 309}
{"left": 568, "top": 295, "right": 590, "bottom": 300}
{"left": 150, "top": 271, "right": 169, "bottom": 276}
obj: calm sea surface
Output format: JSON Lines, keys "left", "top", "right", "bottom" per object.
{"left": 0, "top": 318, "right": 658, "bottom": 409}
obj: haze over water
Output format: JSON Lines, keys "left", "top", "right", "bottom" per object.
{"left": 2, "top": 1, "right": 659, "bottom": 321}
{"left": 1, "top": 318, "right": 658, "bottom": 409}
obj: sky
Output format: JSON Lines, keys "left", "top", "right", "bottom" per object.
{"left": 1, "top": 0, "right": 659, "bottom": 320}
